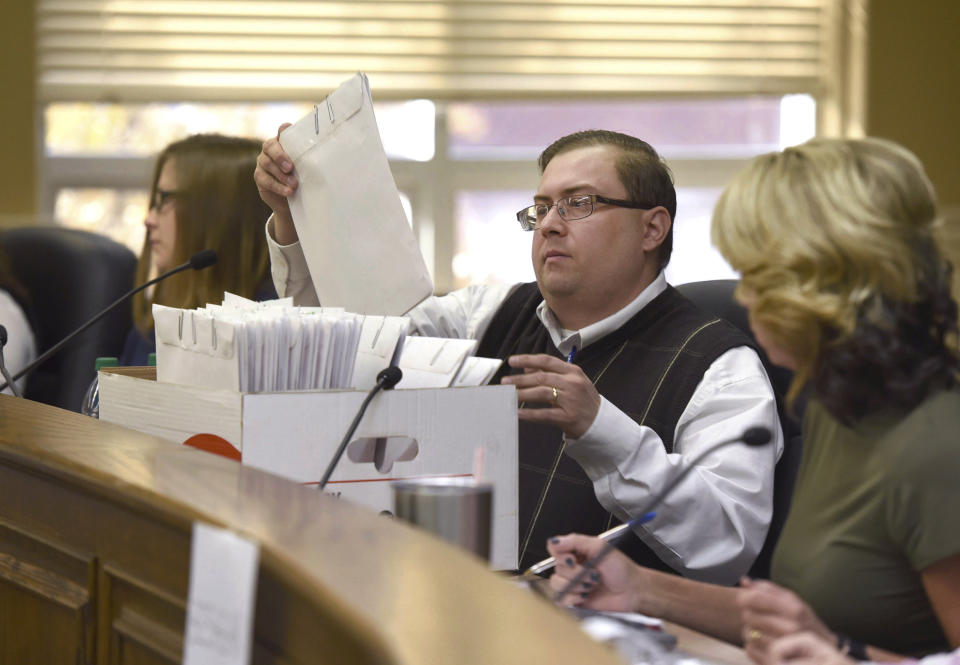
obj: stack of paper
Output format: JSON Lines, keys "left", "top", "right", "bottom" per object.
{"left": 154, "top": 295, "right": 362, "bottom": 392}
{"left": 153, "top": 294, "right": 503, "bottom": 393}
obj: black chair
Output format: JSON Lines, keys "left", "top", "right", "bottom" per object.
{"left": 0, "top": 227, "right": 137, "bottom": 412}
{"left": 676, "top": 279, "right": 803, "bottom": 579}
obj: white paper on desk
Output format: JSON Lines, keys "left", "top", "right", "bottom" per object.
{"left": 351, "top": 315, "right": 410, "bottom": 389}
{"left": 183, "top": 522, "right": 259, "bottom": 665}
{"left": 395, "top": 336, "right": 477, "bottom": 388}
{"left": 279, "top": 73, "right": 433, "bottom": 315}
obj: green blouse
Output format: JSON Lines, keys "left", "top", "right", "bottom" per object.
{"left": 772, "top": 391, "right": 960, "bottom": 656}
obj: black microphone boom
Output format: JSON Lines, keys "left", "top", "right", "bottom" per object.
{"left": 550, "top": 426, "right": 773, "bottom": 600}
{"left": 316, "top": 366, "right": 402, "bottom": 491}
{"left": 0, "top": 324, "right": 23, "bottom": 398}
{"left": 0, "top": 250, "right": 218, "bottom": 394}
{"left": 189, "top": 249, "right": 218, "bottom": 270}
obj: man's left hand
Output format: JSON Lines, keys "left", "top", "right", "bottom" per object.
{"left": 500, "top": 354, "right": 601, "bottom": 438}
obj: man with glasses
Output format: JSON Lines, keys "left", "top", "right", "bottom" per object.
{"left": 256, "top": 129, "right": 782, "bottom": 583}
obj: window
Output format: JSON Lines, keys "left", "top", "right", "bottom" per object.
{"left": 444, "top": 96, "right": 814, "bottom": 290}
{"left": 38, "top": 0, "right": 859, "bottom": 292}
{"left": 44, "top": 94, "right": 814, "bottom": 290}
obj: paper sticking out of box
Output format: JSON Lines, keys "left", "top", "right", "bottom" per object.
{"left": 279, "top": 73, "right": 433, "bottom": 315}
{"left": 154, "top": 294, "right": 502, "bottom": 393}
{"left": 394, "top": 337, "right": 478, "bottom": 388}
{"left": 351, "top": 315, "right": 410, "bottom": 390}
{"left": 153, "top": 298, "right": 363, "bottom": 393}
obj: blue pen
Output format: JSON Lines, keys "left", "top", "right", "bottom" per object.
{"left": 566, "top": 346, "right": 577, "bottom": 364}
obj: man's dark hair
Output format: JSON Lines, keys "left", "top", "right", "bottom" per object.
{"left": 538, "top": 130, "right": 677, "bottom": 269}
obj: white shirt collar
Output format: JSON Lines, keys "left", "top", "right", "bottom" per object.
{"left": 535, "top": 271, "right": 669, "bottom": 357}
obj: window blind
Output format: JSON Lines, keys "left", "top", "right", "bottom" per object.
{"left": 37, "top": 0, "right": 836, "bottom": 102}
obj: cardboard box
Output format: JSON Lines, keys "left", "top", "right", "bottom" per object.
{"left": 98, "top": 368, "right": 519, "bottom": 569}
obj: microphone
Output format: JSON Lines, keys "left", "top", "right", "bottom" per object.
{"left": 317, "top": 366, "right": 403, "bottom": 491}
{"left": 0, "top": 250, "right": 219, "bottom": 394}
{"left": 188, "top": 248, "right": 217, "bottom": 270}
{"left": 526, "top": 426, "right": 772, "bottom": 599}
{"left": 0, "top": 325, "right": 23, "bottom": 398}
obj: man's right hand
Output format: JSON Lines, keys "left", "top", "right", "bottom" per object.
{"left": 255, "top": 123, "right": 299, "bottom": 245}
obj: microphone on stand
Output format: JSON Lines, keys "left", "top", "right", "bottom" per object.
{"left": 317, "top": 366, "right": 403, "bottom": 491}
{"left": 0, "top": 325, "right": 23, "bottom": 398}
{"left": 0, "top": 249, "right": 218, "bottom": 394}
{"left": 527, "top": 426, "right": 773, "bottom": 600}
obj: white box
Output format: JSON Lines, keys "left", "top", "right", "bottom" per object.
{"left": 98, "top": 368, "right": 519, "bottom": 569}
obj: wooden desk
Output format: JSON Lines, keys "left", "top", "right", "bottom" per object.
{"left": 0, "top": 395, "right": 748, "bottom": 665}
{"left": 0, "top": 395, "right": 625, "bottom": 664}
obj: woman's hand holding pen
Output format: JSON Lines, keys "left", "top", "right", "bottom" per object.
{"left": 501, "top": 353, "right": 601, "bottom": 438}
{"left": 547, "top": 533, "right": 645, "bottom": 610}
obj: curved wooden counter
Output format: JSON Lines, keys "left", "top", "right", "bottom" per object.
{"left": 0, "top": 394, "right": 623, "bottom": 665}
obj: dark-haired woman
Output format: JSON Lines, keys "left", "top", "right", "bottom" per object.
{"left": 120, "top": 134, "right": 275, "bottom": 365}
{"left": 547, "top": 137, "right": 960, "bottom": 660}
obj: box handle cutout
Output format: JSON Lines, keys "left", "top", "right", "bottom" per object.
{"left": 347, "top": 436, "right": 419, "bottom": 474}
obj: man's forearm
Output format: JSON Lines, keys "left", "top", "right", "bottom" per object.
{"left": 272, "top": 211, "right": 299, "bottom": 245}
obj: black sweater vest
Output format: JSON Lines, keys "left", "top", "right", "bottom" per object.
{"left": 476, "top": 282, "right": 756, "bottom": 571}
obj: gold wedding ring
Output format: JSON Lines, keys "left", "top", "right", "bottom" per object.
{"left": 747, "top": 628, "right": 764, "bottom": 642}
{"left": 551, "top": 386, "right": 559, "bottom": 405}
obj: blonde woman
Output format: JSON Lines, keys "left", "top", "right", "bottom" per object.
{"left": 121, "top": 134, "right": 274, "bottom": 365}
{"left": 546, "top": 137, "right": 960, "bottom": 660}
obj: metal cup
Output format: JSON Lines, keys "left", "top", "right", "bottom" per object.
{"left": 392, "top": 478, "right": 493, "bottom": 561}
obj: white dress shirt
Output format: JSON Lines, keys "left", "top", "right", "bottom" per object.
{"left": 266, "top": 218, "right": 784, "bottom": 584}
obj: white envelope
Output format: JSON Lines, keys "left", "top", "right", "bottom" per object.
{"left": 155, "top": 305, "right": 241, "bottom": 391}
{"left": 451, "top": 356, "right": 504, "bottom": 387}
{"left": 279, "top": 73, "right": 433, "bottom": 316}
{"left": 351, "top": 315, "right": 410, "bottom": 389}
{"left": 395, "top": 336, "right": 478, "bottom": 388}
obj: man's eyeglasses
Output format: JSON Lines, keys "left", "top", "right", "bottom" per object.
{"left": 149, "top": 188, "right": 178, "bottom": 212}
{"left": 515, "top": 194, "right": 649, "bottom": 231}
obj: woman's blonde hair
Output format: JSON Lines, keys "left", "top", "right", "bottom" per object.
{"left": 711, "top": 137, "right": 957, "bottom": 422}
{"left": 133, "top": 134, "right": 271, "bottom": 334}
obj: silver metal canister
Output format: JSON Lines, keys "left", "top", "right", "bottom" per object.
{"left": 392, "top": 478, "right": 493, "bottom": 561}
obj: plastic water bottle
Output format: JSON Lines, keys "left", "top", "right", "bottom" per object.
{"left": 80, "top": 357, "right": 118, "bottom": 418}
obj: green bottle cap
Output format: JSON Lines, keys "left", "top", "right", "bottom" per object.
{"left": 94, "top": 356, "right": 119, "bottom": 372}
